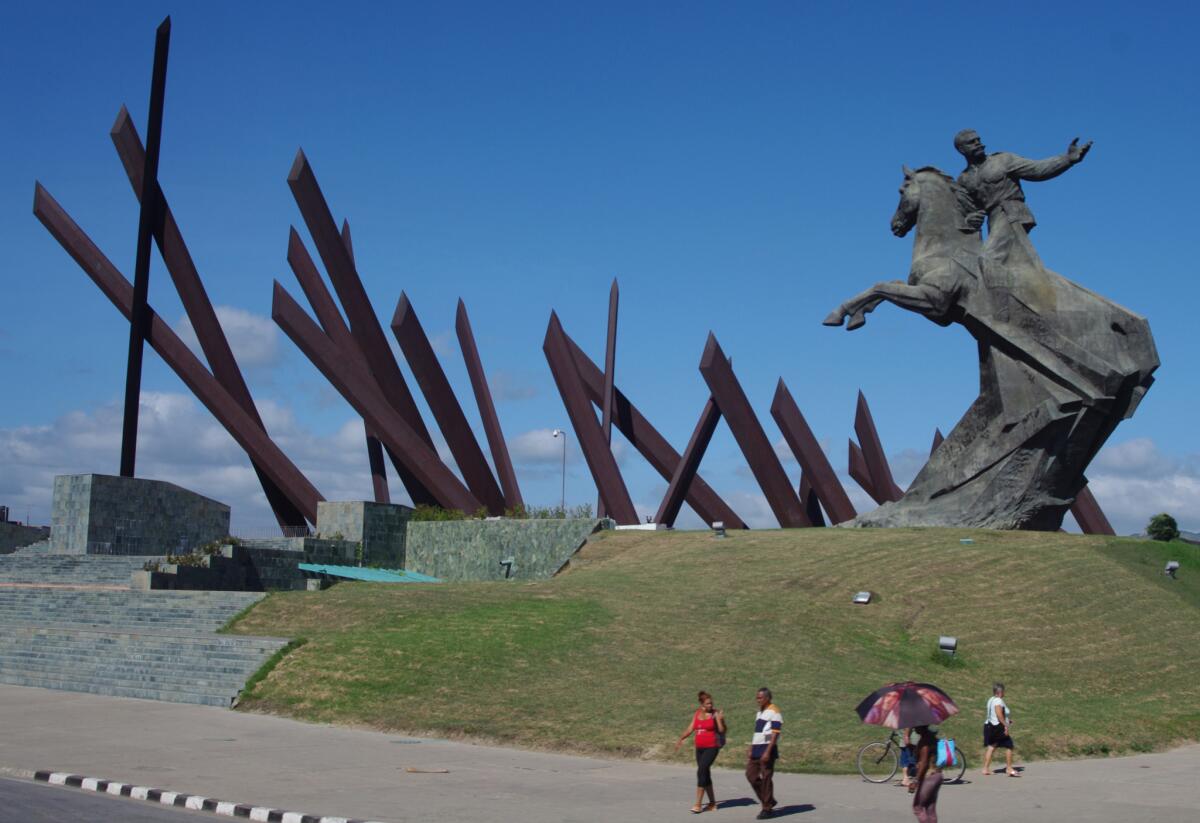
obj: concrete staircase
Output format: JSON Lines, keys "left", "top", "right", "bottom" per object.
{"left": 0, "top": 552, "right": 288, "bottom": 707}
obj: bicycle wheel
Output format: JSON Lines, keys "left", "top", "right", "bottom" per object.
{"left": 856, "top": 741, "right": 898, "bottom": 783}
{"left": 947, "top": 748, "right": 968, "bottom": 783}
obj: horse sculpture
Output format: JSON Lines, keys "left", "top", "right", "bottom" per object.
{"left": 824, "top": 166, "right": 1158, "bottom": 530}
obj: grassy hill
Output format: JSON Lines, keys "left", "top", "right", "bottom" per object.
{"left": 227, "top": 527, "right": 1200, "bottom": 773}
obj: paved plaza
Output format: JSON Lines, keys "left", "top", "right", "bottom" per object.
{"left": 1, "top": 684, "right": 1197, "bottom": 822}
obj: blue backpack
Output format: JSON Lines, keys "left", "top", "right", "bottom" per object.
{"left": 936, "top": 738, "right": 957, "bottom": 768}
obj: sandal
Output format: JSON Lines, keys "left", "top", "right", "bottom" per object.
{"left": 690, "top": 805, "right": 703, "bottom": 814}
{"left": 704, "top": 802, "right": 718, "bottom": 811}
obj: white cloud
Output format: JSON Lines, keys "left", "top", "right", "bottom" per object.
{"left": 0, "top": 392, "right": 381, "bottom": 535}
{"left": 488, "top": 370, "right": 539, "bottom": 402}
{"left": 509, "top": 428, "right": 577, "bottom": 465}
{"left": 724, "top": 491, "right": 779, "bottom": 529}
{"left": 1086, "top": 438, "right": 1200, "bottom": 534}
{"left": 773, "top": 437, "right": 796, "bottom": 465}
{"left": 841, "top": 482, "right": 878, "bottom": 519}
{"left": 5, "top": 396, "right": 1188, "bottom": 541}
{"left": 175, "top": 306, "right": 280, "bottom": 370}
{"left": 1091, "top": 437, "right": 1185, "bottom": 478}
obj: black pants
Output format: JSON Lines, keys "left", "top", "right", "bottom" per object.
{"left": 696, "top": 746, "right": 720, "bottom": 787}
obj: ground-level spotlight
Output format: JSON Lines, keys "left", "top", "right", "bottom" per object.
{"left": 853, "top": 591, "right": 872, "bottom": 605}
{"left": 712, "top": 521, "right": 726, "bottom": 538}
{"left": 938, "top": 636, "right": 958, "bottom": 656}
{"left": 1165, "top": 561, "right": 1180, "bottom": 579}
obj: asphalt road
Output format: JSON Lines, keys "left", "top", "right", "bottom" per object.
{"left": 0, "top": 776, "right": 213, "bottom": 822}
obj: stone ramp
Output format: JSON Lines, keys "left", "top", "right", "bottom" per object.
{"left": 0, "top": 553, "right": 288, "bottom": 707}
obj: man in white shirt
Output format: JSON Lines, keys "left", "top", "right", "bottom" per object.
{"left": 982, "top": 682, "right": 1018, "bottom": 776}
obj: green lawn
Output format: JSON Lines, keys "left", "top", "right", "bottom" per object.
{"left": 227, "top": 528, "right": 1200, "bottom": 772}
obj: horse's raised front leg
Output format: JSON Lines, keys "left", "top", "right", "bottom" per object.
{"left": 823, "top": 281, "right": 904, "bottom": 330}
{"left": 823, "top": 280, "right": 945, "bottom": 330}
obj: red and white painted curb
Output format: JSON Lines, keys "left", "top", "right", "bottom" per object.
{"left": 35, "top": 771, "right": 385, "bottom": 823}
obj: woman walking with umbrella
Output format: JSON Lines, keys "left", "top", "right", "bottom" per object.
{"left": 856, "top": 682, "right": 958, "bottom": 823}
{"left": 909, "top": 725, "right": 942, "bottom": 823}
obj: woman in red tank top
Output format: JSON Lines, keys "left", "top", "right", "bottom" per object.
{"left": 674, "top": 690, "right": 727, "bottom": 813}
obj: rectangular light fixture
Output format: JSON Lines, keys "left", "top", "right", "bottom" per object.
{"left": 853, "top": 591, "right": 872, "bottom": 605}
{"left": 712, "top": 521, "right": 726, "bottom": 538}
{"left": 939, "top": 636, "right": 958, "bottom": 656}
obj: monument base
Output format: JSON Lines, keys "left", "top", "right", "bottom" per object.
{"left": 49, "top": 474, "right": 230, "bottom": 555}
{"left": 315, "top": 500, "right": 411, "bottom": 568}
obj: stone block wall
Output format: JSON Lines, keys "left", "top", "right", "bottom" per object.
{"left": 315, "top": 501, "right": 411, "bottom": 568}
{"left": 133, "top": 537, "right": 362, "bottom": 591}
{"left": 234, "top": 537, "right": 360, "bottom": 589}
{"left": 405, "top": 518, "right": 609, "bottom": 581}
{"left": 0, "top": 522, "right": 50, "bottom": 554}
{"left": 50, "top": 474, "right": 230, "bottom": 555}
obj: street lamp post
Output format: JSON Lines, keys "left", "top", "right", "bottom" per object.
{"left": 552, "top": 429, "right": 566, "bottom": 513}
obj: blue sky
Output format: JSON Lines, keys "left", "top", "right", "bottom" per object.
{"left": 2, "top": 1, "right": 1197, "bottom": 534}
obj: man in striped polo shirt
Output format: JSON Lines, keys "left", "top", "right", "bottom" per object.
{"left": 746, "top": 687, "right": 782, "bottom": 819}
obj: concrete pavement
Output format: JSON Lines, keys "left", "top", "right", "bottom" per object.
{"left": 1, "top": 684, "right": 1197, "bottom": 822}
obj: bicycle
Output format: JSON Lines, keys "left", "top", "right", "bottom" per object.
{"left": 856, "top": 730, "right": 968, "bottom": 784}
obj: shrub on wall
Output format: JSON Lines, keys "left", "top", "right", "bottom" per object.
{"left": 411, "top": 503, "right": 596, "bottom": 521}
{"left": 504, "top": 503, "right": 594, "bottom": 520}
{"left": 410, "top": 504, "right": 469, "bottom": 522}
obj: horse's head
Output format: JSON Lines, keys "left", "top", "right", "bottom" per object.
{"left": 890, "top": 165, "right": 920, "bottom": 237}
{"left": 890, "top": 165, "right": 977, "bottom": 241}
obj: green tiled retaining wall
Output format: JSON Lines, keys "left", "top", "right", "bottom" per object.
{"left": 405, "top": 518, "right": 610, "bottom": 581}
{"left": 50, "top": 474, "right": 230, "bottom": 555}
{"left": 315, "top": 501, "right": 411, "bottom": 568}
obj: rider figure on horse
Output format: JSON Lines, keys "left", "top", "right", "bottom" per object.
{"left": 953, "top": 129, "right": 1092, "bottom": 261}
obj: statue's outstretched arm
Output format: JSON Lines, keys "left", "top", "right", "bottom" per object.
{"left": 1004, "top": 138, "right": 1092, "bottom": 182}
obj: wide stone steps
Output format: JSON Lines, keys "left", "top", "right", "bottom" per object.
{"left": 0, "top": 603, "right": 261, "bottom": 633}
{"left": 0, "top": 625, "right": 285, "bottom": 661}
{"left": 9, "top": 540, "right": 51, "bottom": 553}
{"left": 0, "top": 641, "right": 284, "bottom": 706}
{"left": 0, "top": 554, "right": 160, "bottom": 584}
{"left": 0, "top": 650, "right": 269, "bottom": 690}
{"left": 0, "top": 634, "right": 283, "bottom": 681}
{"left": 0, "top": 556, "right": 288, "bottom": 707}
{"left": 0, "top": 671, "right": 245, "bottom": 707}
{"left": 1, "top": 646, "right": 276, "bottom": 678}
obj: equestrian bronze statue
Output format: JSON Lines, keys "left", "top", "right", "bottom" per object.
{"left": 825, "top": 133, "right": 1158, "bottom": 530}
